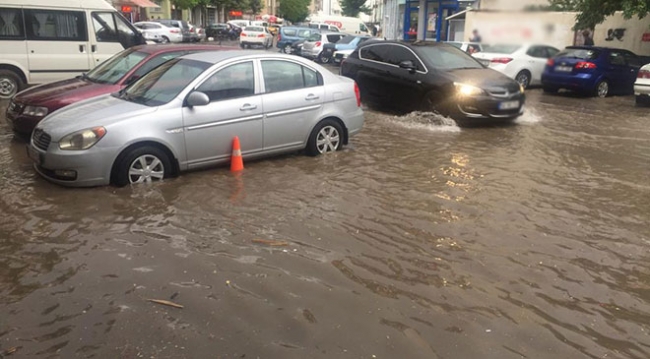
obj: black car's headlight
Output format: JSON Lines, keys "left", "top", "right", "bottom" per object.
{"left": 23, "top": 105, "right": 49, "bottom": 117}
{"left": 454, "top": 82, "right": 485, "bottom": 97}
{"left": 59, "top": 127, "right": 107, "bottom": 150}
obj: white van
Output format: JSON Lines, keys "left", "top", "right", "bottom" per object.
{"left": 0, "top": 0, "right": 146, "bottom": 99}
{"left": 307, "top": 15, "right": 370, "bottom": 35}
{"left": 228, "top": 20, "right": 251, "bottom": 28}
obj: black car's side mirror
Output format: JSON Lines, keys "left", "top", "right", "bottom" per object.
{"left": 186, "top": 91, "right": 210, "bottom": 107}
{"left": 399, "top": 60, "right": 417, "bottom": 73}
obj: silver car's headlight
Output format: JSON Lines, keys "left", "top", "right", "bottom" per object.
{"left": 454, "top": 82, "right": 485, "bottom": 97}
{"left": 23, "top": 105, "right": 49, "bottom": 117}
{"left": 59, "top": 127, "right": 107, "bottom": 150}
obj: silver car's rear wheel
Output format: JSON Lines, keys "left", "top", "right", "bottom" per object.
{"left": 306, "top": 119, "right": 344, "bottom": 156}
{"left": 114, "top": 146, "right": 171, "bottom": 187}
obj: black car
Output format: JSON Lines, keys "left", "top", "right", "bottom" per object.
{"left": 206, "top": 23, "right": 238, "bottom": 40}
{"left": 340, "top": 40, "right": 525, "bottom": 124}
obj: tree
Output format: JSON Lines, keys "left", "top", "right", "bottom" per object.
{"left": 248, "top": 0, "right": 263, "bottom": 15}
{"left": 340, "top": 0, "right": 371, "bottom": 17}
{"left": 278, "top": 0, "right": 310, "bottom": 23}
{"left": 548, "top": 0, "right": 650, "bottom": 29}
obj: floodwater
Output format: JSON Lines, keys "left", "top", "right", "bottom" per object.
{"left": 1, "top": 90, "right": 649, "bottom": 358}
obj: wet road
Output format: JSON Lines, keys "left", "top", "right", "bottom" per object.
{"left": 1, "top": 90, "right": 650, "bottom": 358}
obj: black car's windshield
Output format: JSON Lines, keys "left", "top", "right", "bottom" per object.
{"left": 482, "top": 44, "right": 521, "bottom": 54}
{"left": 557, "top": 48, "right": 601, "bottom": 60}
{"left": 119, "top": 58, "right": 210, "bottom": 106}
{"left": 86, "top": 49, "right": 148, "bottom": 84}
{"left": 417, "top": 45, "right": 484, "bottom": 70}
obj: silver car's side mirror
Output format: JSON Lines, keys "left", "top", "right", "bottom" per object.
{"left": 186, "top": 91, "right": 210, "bottom": 107}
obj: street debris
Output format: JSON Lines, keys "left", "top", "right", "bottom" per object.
{"left": 2, "top": 347, "right": 18, "bottom": 356}
{"left": 147, "top": 299, "right": 184, "bottom": 309}
{"left": 252, "top": 239, "right": 289, "bottom": 246}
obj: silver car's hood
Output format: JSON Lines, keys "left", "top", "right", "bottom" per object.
{"left": 38, "top": 94, "right": 157, "bottom": 139}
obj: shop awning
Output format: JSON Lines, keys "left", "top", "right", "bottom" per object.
{"left": 445, "top": 8, "right": 473, "bottom": 21}
{"left": 123, "top": 0, "right": 161, "bottom": 8}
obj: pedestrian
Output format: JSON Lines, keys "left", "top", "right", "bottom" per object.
{"left": 470, "top": 29, "right": 482, "bottom": 43}
{"left": 582, "top": 30, "right": 594, "bottom": 46}
{"left": 371, "top": 24, "right": 377, "bottom": 37}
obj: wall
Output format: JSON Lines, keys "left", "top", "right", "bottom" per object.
{"left": 594, "top": 12, "right": 650, "bottom": 55}
{"left": 145, "top": 0, "right": 171, "bottom": 20}
{"left": 465, "top": 11, "right": 575, "bottom": 50}
{"left": 477, "top": 0, "right": 549, "bottom": 11}
{"left": 465, "top": 11, "right": 650, "bottom": 55}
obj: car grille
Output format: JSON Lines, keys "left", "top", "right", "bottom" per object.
{"left": 32, "top": 128, "right": 51, "bottom": 151}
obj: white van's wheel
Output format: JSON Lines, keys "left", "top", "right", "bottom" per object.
{"left": 0, "top": 70, "right": 23, "bottom": 99}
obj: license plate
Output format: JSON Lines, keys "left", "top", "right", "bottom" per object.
{"left": 27, "top": 145, "right": 41, "bottom": 165}
{"left": 555, "top": 66, "right": 573, "bottom": 72}
{"left": 499, "top": 100, "right": 520, "bottom": 110}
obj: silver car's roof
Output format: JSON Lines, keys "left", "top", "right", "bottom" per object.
{"left": 181, "top": 50, "right": 300, "bottom": 64}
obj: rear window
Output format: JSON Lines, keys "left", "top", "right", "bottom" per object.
{"left": 245, "top": 26, "right": 264, "bottom": 32}
{"left": 338, "top": 35, "right": 356, "bottom": 45}
{"left": 326, "top": 34, "right": 342, "bottom": 42}
{"left": 482, "top": 44, "right": 520, "bottom": 54}
{"left": 556, "top": 48, "right": 601, "bottom": 60}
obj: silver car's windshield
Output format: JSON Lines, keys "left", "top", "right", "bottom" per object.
{"left": 119, "top": 58, "right": 210, "bottom": 106}
{"left": 86, "top": 49, "right": 148, "bottom": 84}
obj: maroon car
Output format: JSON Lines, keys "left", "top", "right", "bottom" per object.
{"left": 6, "top": 44, "right": 235, "bottom": 135}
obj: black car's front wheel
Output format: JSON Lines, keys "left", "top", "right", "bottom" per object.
{"left": 515, "top": 70, "right": 531, "bottom": 89}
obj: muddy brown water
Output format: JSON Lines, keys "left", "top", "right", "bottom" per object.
{"left": 1, "top": 91, "right": 650, "bottom": 358}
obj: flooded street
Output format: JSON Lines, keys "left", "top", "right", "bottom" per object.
{"left": 1, "top": 90, "right": 650, "bottom": 358}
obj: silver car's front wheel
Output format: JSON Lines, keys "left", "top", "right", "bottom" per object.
{"left": 306, "top": 120, "right": 344, "bottom": 156}
{"left": 129, "top": 154, "right": 165, "bottom": 184}
{"left": 114, "top": 146, "right": 171, "bottom": 187}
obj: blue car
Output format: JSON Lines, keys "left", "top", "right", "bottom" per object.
{"left": 277, "top": 27, "right": 320, "bottom": 54}
{"left": 541, "top": 46, "right": 641, "bottom": 97}
{"left": 321, "top": 35, "right": 371, "bottom": 63}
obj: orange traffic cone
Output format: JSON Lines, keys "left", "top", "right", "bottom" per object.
{"left": 230, "top": 136, "right": 244, "bottom": 172}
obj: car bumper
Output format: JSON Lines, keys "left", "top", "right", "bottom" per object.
{"left": 241, "top": 38, "right": 266, "bottom": 45}
{"left": 542, "top": 72, "right": 597, "bottom": 91}
{"left": 634, "top": 82, "right": 650, "bottom": 96}
{"left": 28, "top": 141, "right": 113, "bottom": 187}
{"left": 301, "top": 48, "right": 321, "bottom": 58}
{"left": 453, "top": 92, "right": 526, "bottom": 121}
{"left": 6, "top": 110, "right": 44, "bottom": 135}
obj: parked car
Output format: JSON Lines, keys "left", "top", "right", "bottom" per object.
{"left": 634, "top": 63, "right": 650, "bottom": 105}
{"left": 541, "top": 46, "right": 641, "bottom": 97}
{"left": 341, "top": 40, "right": 525, "bottom": 124}
{"left": 444, "top": 41, "right": 483, "bottom": 54}
{"left": 301, "top": 32, "right": 347, "bottom": 63}
{"left": 307, "top": 15, "right": 371, "bottom": 35}
{"left": 188, "top": 23, "right": 205, "bottom": 42}
{"left": 277, "top": 27, "right": 320, "bottom": 53}
{"left": 309, "top": 22, "right": 340, "bottom": 32}
{"left": 134, "top": 21, "right": 183, "bottom": 43}
{"left": 333, "top": 48, "right": 354, "bottom": 65}
{"left": 205, "top": 23, "right": 230, "bottom": 39}
{"left": 472, "top": 44, "right": 560, "bottom": 89}
{"left": 27, "top": 52, "right": 364, "bottom": 187}
{"left": 0, "top": 0, "right": 146, "bottom": 99}
{"left": 321, "top": 35, "right": 371, "bottom": 63}
{"left": 240, "top": 26, "right": 273, "bottom": 49}
{"left": 7, "top": 44, "right": 230, "bottom": 135}
{"left": 153, "top": 19, "right": 191, "bottom": 42}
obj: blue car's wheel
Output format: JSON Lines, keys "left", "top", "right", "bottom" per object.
{"left": 595, "top": 80, "right": 609, "bottom": 98}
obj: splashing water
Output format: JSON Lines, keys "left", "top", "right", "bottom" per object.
{"left": 390, "top": 111, "right": 461, "bottom": 132}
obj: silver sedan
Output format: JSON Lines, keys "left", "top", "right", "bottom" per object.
{"left": 27, "top": 51, "right": 365, "bottom": 187}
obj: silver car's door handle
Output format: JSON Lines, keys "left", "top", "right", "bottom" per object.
{"left": 240, "top": 104, "right": 257, "bottom": 111}
{"left": 305, "top": 94, "right": 320, "bottom": 100}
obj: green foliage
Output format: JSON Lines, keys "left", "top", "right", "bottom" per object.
{"left": 340, "top": 0, "right": 371, "bottom": 17}
{"left": 278, "top": 0, "right": 310, "bottom": 23}
{"left": 248, "top": 0, "right": 263, "bottom": 14}
{"left": 548, "top": 0, "right": 650, "bottom": 29}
